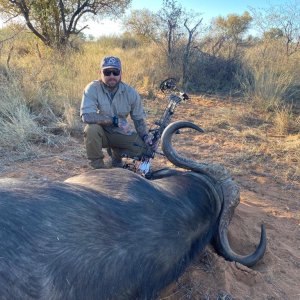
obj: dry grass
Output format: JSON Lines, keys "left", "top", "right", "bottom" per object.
{"left": 165, "top": 96, "right": 300, "bottom": 188}
{"left": 0, "top": 74, "right": 44, "bottom": 151}
{"left": 0, "top": 29, "right": 299, "bottom": 300}
{"left": 237, "top": 41, "right": 300, "bottom": 112}
{"left": 252, "top": 70, "right": 293, "bottom": 110}
{"left": 0, "top": 90, "right": 298, "bottom": 298}
{"left": 273, "top": 106, "right": 300, "bottom": 135}
{"left": 0, "top": 31, "right": 299, "bottom": 168}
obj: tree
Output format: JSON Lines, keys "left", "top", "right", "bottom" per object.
{"left": 211, "top": 11, "right": 252, "bottom": 58}
{"left": 263, "top": 28, "right": 284, "bottom": 40}
{"left": 250, "top": 0, "right": 300, "bottom": 56}
{"left": 0, "top": 0, "right": 131, "bottom": 49}
{"left": 123, "top": 1, "right": 203, "bottom": 87}
{"left": 157, "top": 0, "right": 184, "bottom": 66}
{"left": 182, "top": 16, "right": 202, "bottom": 87}
{"left": 123, "top": 9, "right": 160, "bottom": 43}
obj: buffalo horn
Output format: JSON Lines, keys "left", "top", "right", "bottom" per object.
{"left": 161, "top": 121, "right": 267, "bottom": 267}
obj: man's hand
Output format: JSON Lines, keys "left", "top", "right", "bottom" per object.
{"left": 118, "top": 118, "right": 135, "bottom": 134}
{"left": 143, "top": 134, "right": 157, "bottom": 150}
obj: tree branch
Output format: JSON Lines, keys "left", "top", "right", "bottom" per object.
{"left": 59, "top": 0, "right": 67, "bottom": 36}
{"left": 9, "top": 0, "right": 50, "bottom": 45}
{"left": 67, "top": 0, "right": 90, "bottom": 34}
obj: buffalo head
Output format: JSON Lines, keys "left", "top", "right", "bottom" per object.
{"left": 161, "top": 120, "right": 267, "bottom": 267}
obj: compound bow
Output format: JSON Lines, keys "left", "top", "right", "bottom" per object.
{"left": 123, "top": 78, "right": 190, "bottom": 177}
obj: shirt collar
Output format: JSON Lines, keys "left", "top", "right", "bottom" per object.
{"left": 100, "top": 81, "right": 125, "bottom": 94}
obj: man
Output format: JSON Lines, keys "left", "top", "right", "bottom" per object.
{"left": 80, "top": 55, "right": 153, "bottom": 169}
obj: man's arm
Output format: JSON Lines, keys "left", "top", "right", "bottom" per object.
{"left": 81, "top": 82, "right": 118, "bottom": 126}
{"left": 134, "top": 118, "right": 156, "bottom": 149}
{"left": 82, "top": 112, "right": 114, "bottom": 126}
{"left": 133, "top": 119, "right": 149, "bottom": 140}
{"left": 129, "top": 86, "right": 153, "bottom": 146}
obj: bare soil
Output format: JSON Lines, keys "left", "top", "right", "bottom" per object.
{"left": 0, "top": 95, "right": 299, "bottom": 300}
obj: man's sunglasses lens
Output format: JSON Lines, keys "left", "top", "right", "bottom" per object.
{"left": 103, "top": 69, "right": 120, "bottom": 76}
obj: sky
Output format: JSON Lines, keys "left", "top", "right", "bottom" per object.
{"left": 83, "top": 0, "right": 285, "bottom": 37}
{"left": 0, "top": 0, "right": 287, "bottom": 37}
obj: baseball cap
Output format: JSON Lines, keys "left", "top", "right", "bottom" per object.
{"left": 100, "top": 56, "right": 121, "bottom": 70}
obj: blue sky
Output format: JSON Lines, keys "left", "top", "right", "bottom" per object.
{"left": 84, "top": 0, "right": 286, "bottom": 37}
{"left": 130, "top": 0, "right": 283, "bottom": 18}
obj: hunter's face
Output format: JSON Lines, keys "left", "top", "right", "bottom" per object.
{"left": 101, "top": 68, "right": 121, "bottom": 88}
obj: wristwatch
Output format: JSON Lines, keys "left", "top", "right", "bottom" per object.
{"left": 112, "top": 116, "right": 118, "bottom": 127}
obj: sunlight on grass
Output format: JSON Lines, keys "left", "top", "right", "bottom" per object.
{"left": 0, "top": 74, "right": 44, "bottom": 151}
{"left": 0, "top": 31, "right": 299, "bottom": 177}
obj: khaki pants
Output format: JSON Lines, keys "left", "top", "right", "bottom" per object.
{"left": 84, "top": 124, "right": 151, "bottom": 161}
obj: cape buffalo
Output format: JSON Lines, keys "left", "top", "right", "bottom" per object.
{"left": 0, "top": 121, "right": 266, "bottom": 299}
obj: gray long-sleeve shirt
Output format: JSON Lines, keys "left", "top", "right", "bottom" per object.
{"left": 80, "top": 80, "right": 148, "bottom": 137}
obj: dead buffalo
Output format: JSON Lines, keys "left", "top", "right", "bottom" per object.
{"left": 0, "top": 121, "right": 266, "bottom": 300}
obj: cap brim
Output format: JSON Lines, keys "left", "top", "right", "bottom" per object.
{"left": 102, "top": 66, "right": 121, "bottom": 70}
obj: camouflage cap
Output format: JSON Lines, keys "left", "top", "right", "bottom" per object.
{"left": 100, "top": 56, "right": 121, "bottom": 70}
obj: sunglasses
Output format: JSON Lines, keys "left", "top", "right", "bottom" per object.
{"left": 103, "top": 69, "right": 120, "bottom": 76}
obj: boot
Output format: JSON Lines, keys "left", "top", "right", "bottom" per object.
{"left": 111, "top": 157, "right": 123, "bottom": 168}
{"left": 111, "top": 150, "right": 123, "bottom": 168}
{"left": 90, "top": 159, "right": 106, "bottom": 169}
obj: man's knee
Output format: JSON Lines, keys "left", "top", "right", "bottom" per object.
{"left": 84, "top": 124, "right": 103, "bottom": 136}
{"left": 84, "top": 124, "right": 109, "bottom": 148}
{"left": 124, "top": 135, "right": 149, "bottom": 158}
